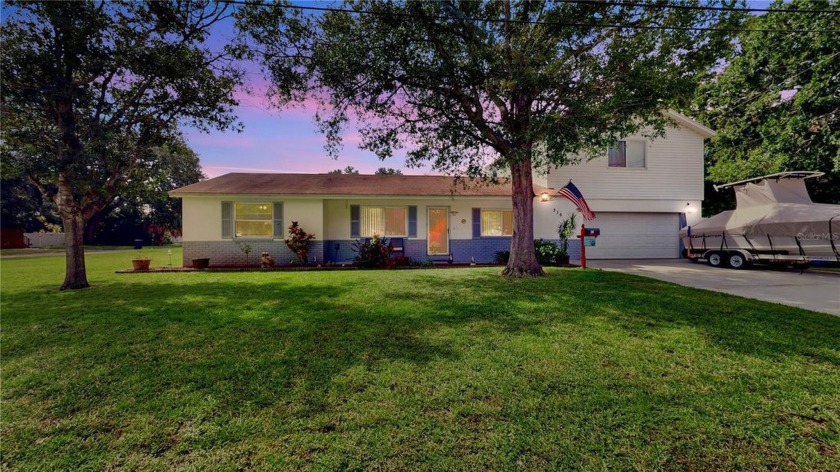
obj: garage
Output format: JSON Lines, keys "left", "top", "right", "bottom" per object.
{"left": 584, "top": 212, "right": 681, "bottom": 259}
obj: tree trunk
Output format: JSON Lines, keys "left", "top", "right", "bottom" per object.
{"left": 84, "top": 210, "right": 103, "bottom": 244}
{"left": 503, "top": 156, "right": 544, "bottom": 277}
{"left": 57, "top": 174, "right": 90, "bottom": 290}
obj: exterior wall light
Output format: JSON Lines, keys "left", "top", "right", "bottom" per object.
{"left": 540, "top": 192, "right": 550, "bottom": 202}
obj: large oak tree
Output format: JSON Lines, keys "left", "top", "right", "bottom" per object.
{"left": 239, "top": 0, "right": 740, "bottom": 276}
{"left": 1, "top": 1, "right": 242, "bottom": 289}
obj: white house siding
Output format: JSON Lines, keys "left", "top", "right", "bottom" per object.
{"left": 322, "top": 196, "right": 516, "bottom": 263}
{"left": 532, "top": 124, "right": 708, "bottom": 259}
{"left": 180, "top": 193, "right": 695, "bottom": 265}
{"left": 180, "top": 196, "right": 325, "bottom": 266}
{"left": 181, "top": 198, "right": 221, "bottom": 242}
{"left": 181, "top": 197, "right": 324, "bottom": 242}
{"left": 180, "top": 194, "right": 527, "bottom": 265}
{"left": 322, "top": 196, "right": 512, "bottom": 241}
{"left": 544, "top": 125, "right": 705, "bottom": 202}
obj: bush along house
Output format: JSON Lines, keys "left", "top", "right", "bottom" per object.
{"left": 170, "top": 111, "right": 714, "bottom": 267}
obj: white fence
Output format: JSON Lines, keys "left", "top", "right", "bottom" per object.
{"left": 24, "top": 232, "right": 65, "bottom": 248}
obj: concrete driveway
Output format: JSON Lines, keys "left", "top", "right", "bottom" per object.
{"left": 588, "top": 259, "right": 840, "bottom": 316}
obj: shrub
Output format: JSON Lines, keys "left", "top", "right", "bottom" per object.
{"left": 284, "top": 221, "right": 316, "bottom": 264}
{"left": 557, "top": 213, "right": 578, "bottom": 257}
{"left": 392, "top": 255, "right": 411, "bottom": 267}
{"left": 495, "top": 250, "right": 510, "bottom": 264}
{"left": 409, "top": 258, "right": 434, "bottom": 268}
{"left": 352, "top": 235, "right": 392, "bottom": 269}
{"left": 534, "top": 239, "right": 561, "bottom": 266}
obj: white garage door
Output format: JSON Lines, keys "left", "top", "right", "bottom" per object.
{"left": 585, "top": 212, "right": 680, "bottom": 259}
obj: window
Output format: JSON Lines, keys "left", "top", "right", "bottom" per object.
{"left": 361, "top": 206, "right": 407, "bottom": 236}
{"left": 481, "top": 209, "right": 513, "bottom": 236}
{"left": 235, "top": 203, "right": 272, "bottom": 238}
{"left": 608, "top": 140, "right": 646, "bottom": 168}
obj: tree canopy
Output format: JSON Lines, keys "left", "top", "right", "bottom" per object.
{"left": 85, "top": 137, "right": 205, "bottom": 244}
{"left": 0, "top": 178, "right": 61, "bottom": 232}
{"left": 239, "top": 0, "right": 741, "bottom": 275}
{"left": 375, "top": 167, "right": 403, "bottom": 175}
{"left": 328, "top": 166, "right": 361, "bottom": 174}
{"left": 1, "top": 1, "right": 241, "bottom": 289}
{"left": 695, "top": 0, "right": 840, "bottom": 205}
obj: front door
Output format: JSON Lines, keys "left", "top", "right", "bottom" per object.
{"left": 427, "top": 207, "right": 449, "bottom": 255}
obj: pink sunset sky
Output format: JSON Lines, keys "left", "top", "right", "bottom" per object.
{"left": 183, "top": 4, "right": 429, "bottom": 179}
{"left": 186, "top": 79, "right": 429, "bottom": 178}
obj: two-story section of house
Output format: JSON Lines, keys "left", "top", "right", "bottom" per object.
{"left": 534, "top": 111, "right": 714, "bottom": 259}
{"left": 171, "top": 111, "right": 714, "bottom": 266}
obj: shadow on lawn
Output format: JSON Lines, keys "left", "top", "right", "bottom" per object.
{"left": 4, "top": 275, "right": 532, "bottom": 416}
{"left": 8, "top": 269, "right": 840, "bottom": 365}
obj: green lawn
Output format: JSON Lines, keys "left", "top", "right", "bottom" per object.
{"left": 2, "top": 248, "right": 838, "bottom": 470}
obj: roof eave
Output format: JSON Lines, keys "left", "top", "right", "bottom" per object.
{"left": 663, "top": 110, "right": 716, "bottom": 139}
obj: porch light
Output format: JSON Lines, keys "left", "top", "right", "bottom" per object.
{"left": 540, "top": 192, "right": 550, "bottom": 202}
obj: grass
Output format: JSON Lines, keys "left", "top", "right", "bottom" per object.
{"left": 2, "top": 247, "right": 838, "bottom": 470}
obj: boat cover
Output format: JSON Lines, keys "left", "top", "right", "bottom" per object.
{"left": 680, "top": 177, "right": 840, "bottom": 239}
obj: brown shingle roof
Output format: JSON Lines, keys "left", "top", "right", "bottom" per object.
{"left": 170, "top": 173, "right": 548, "bottom": 197}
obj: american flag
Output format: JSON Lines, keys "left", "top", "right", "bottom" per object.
{"left": 557, "top": 181, "right": 596, "bottom": 220}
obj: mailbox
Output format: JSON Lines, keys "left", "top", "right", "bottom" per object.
{"left": 584, "top": 227, "right": 600, "bottom": 237}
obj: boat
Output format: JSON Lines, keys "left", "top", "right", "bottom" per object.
{"left": 680, "top": 171, "right": 840, "bottom": 269}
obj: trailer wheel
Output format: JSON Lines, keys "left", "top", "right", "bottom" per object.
{"left": 727, "top": 252, "right": 749, "bottom": 269}
{"left": 707, "top": 252, "right": 724, "bottom": 267}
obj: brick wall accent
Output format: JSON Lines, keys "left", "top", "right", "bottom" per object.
{"left": 183, "top": 241, "right": 324, "bottom": 267}
{"left": 404, "top": 239, "right": 429, "bottom": 262}
{"left": 182, "top": 237, "right": 582, "bottom": 267}
{"left": 320, "top": 239, "right": 429, "bottom": 264}
{"left": 322, "top": 240, "right": 357, "bottom": 263}
{"left": 449, "top": 238, "right": 510, "bottom": 263}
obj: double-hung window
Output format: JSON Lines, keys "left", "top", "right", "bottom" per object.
{"left": 234, "top": 203, "right": 273, "bottom": 238}
{"left": 481, "top": 209, "right": 513, "bottom": 236}
{"left": 608, "top": 140, "right": 646, "bottom": 168}
{"left": 361, "top": 206, "right": 407, "bottom": 237}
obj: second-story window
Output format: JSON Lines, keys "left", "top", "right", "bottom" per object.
{"left": 608, "top": 141, "right": 646, "bottom": 168}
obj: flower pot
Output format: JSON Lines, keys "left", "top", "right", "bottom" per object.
{"left": 557, "top": 255, "right": 570, "bottom": 266}
{"left": 132, "top": 259, "right": 151, "bottom": 270}
{"left": 192, "top": 258, "right": 210, "bottom": 269}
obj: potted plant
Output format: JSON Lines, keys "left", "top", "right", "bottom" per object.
{"left": 557, "top": 213, "right": 578, "bottom": 266}
{"left": 131, "top": 248, "right": 151, "bottom": 270}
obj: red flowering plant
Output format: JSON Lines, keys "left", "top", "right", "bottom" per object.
{"left": 352, "top": 234, "right": 393, "bottom": 269}
{"left": 284, "top": 221, "right": 316, "bottom": 264}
